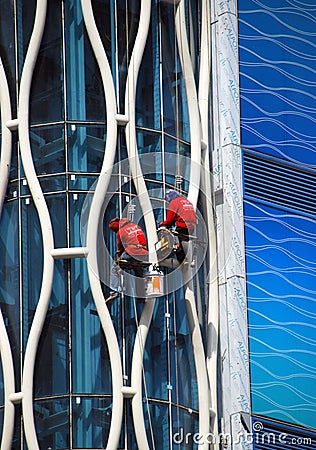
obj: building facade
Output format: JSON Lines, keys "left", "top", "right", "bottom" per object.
{"left": 1, "top": 0, "right": 314, "bottom": 449}
{"left": 0, "top": 0, "right": 248, "bottom": 448}
{"left": 240, "top": 0, "right": 316, "bottom": 448}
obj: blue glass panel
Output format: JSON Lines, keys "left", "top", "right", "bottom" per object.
{"left": 136, "top": 4, "right": 161, "bottom": 130}
{"left": 0, "top": 1, "right": 17, "bottom": 117}
{"left": 143, "top": 402, "right": 169, "bottom": 449}
{"left": 117, "top": 0, "right": 140, "bottom": 111}
{"left": 46, "top": 195, "right": 67, "bottom": 249}
{"left": 0, "top": 363, "right": 3, "bottom": 408}
{"left": 69, "top": 174, "right": 98, "bottom": 191}
{"left": 6, "top": 182, "right": 19, "bottom": 202}
{"left": 143, "top": 299, "right": 168, "bottom": 400}
{"left": 10, "top": 135, "right": 19, "bottom": 181}
{"left": 239, "top": 0, "right": 316, "bottom": 167}
{"left": 161, "top": 3, "right": 190, "bottom": 141}
{"left": 35, "top": 398, "right": 69, "bottom": 449}
{"left": 30, "top": 0, "right": 63, "bottom": 124}
{"left": 38, "top": 176, "right": 66, "bottom": 193}
{"left": 69, "top": 193, "right": 88, "bottom": 248}
{"left": 29, "top": 126, "right": 65, "bottom": 175}
{"left": 164, "top": 138, "right": 190, "bottom": 191}
{"left": 136, "top": 131, "right": 162, "bottom": 182}
{"left": 169, "top": 289, "right": 198, "bottom": 410}
{"left": 72, "top": 396, "right": 111, "bottom": 448}
{"left": 21, "top": 200, "right": 43, "bottom": 345}
{"left": 71, "top": 259, "right": 112, "bottom": 394}
{"left": 20, "top": 176, "right": 65, "bottom": 196}
{"left": 65, "top": 0, "right": 105, "bottom": 121}
{"left": 91, "top": 0, "right": 113, "bottom": 63}
{"left": 34, "top": 260, "right": 68, "bottom": 397}
{"left": 17, "top": 0, "right": 36, "bottom": 72}
{"left": 245, "top": 200, "right": 316, "bottom": 429}
{"left": 67, "top": 124, "right": 106, "bottom": 173}
{"left": 0, "top": 201, "right": 20, "bottom": 391}
{"left": 171, "top": 406, "right": 199, "bottom": 449}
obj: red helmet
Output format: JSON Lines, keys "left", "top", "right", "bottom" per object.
{"left": 109, "top": 217, "right": 120, "bottom": 232}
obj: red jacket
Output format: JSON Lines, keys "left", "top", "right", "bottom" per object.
{"left": 160, "top": 196, "right": 196, "bottom": 232}
{"left": 117, "top": 219, "right": 148, "bottom": 257}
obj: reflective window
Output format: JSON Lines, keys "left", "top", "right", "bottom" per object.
{"left": 34, "top": 260, "right": 68, "bottom": 397}
{"left": 117, "top": 0, "right": 140, "bottom": 111}
{"left": 30, "top": 0, "right": 63, "bottom": 124}
{"left": 136, "top": 7, "right": 161, "bottom": 130}
{"left": 171, "top": 405, "right": 199, "bottom": 449}
{"left": 38, "top": 176, "right": 66, "bottom": 194}
{"left": 144, "top": 402, "right": 169, "bottom": 448}
{"left": 21, "top": 200, "right": 43, "bottom": 344}
{"left": 0, "top": 0, "right": 17, "bottom": 116}
{"left": 160, "top": 2, "right": 190, "bottom": 141}
{"left": 239, "top": 0, "right": 316, "bottom": 167}
{"left": 72, "top": 396, "right": 111, "bottom": 448}
{"left": 144, "top": 300, "right": 168, "bottom": 400}
{"left": 245, "top": 200, "right": 316, "bottom": 429}
{"left": 0, "top": 202, "right": 20, "bottom": 378}
{"left": 71, "top": 259, "right": 112, "bottom": 394}
{"left": 170, "top": 290, "right": 198, "bottom": 411}
{"left": 29, "top": 126, "right": 65, "bottom": 175}
{"left": 65, "top": 0, "right": 105, "bottom": 122}
{"left": 164, "top": 137, "right": 190, "bottom": 190}
{"left": 67, "top": 124, "right": 106, "bottom": 173}
{"left": 92, "top": 0, "right": 113, "bottom": 64}
{"left": 47, "top": 195, "right": 67, "bottom": 249}
{"left": 35, "top": 398, "right": 69, "bottom": 449}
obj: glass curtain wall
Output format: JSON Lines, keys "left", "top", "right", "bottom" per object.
{"left": 0, "top": 0, "right": 206, "bottom": 448}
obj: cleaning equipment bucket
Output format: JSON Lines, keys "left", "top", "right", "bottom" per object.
{"left": 146, "top": 269, "right": 164, "bottom": 297}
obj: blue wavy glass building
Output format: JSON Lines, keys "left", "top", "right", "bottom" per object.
{"left": 240, "top": 0, "right": 316, "bottom": 447}
{"left": 0, "top": 0, "right": 315, "bottom": 449}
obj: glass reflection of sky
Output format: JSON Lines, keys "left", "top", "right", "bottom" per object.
{"left": 245, "top": 200, "right": 316, "bottom": 429}
{"left": 239, "top": 0, "right": 316, "bottom": 168}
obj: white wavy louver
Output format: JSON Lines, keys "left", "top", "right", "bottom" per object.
{"left": 198, "top": 0, "right": 220, "bottom": 447}
{"left": 80, "top": 1, "right": 124, "bottom": 449}
{"left": 0, "top": 57, "right": 15, "bottom": 450}
{"left": 17, "top": 1, "right": 55, "bottom": 449}
{"left": 175, "top": 1, "right": 210, "bottom": 447}
{"left": 122, "top": 0, "right": 159, "bottom": 448}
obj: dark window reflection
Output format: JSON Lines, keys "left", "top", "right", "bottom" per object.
{"left": 172, "top": 405, "right": 199, "bottom": 450}
{"left": 117, "top": 0, "right": 140, "bottom": 111}
{"left": 71, "top": 259, "right": 112, "bottom": 394}
{"left": 30, "top": 0, "right": 63, "bottom": 124}
{"left": 136, "top": 7, "right": 160, "bottom": 129}
{"left": 34, "top": 305, "right": 68, "bottom": 397}
{"left": 0, "top": 202, "right": 20, "bottom": 387}
{"left": 21, "top": 201, "right": 43, "bottom": 345}
{"left": 65, "top": 0, "right": 105, "bottom": 121}
{"left": 160, "top": 3, "right": 190, "bottom": 141}
{"left": 29, "top": 126, "right": 65, "bottom": 175}
{"left": 72, "top": 396, "right": 111, "bottom": 448}
{"left": 67, "top": 124, "right": 106, "bottom": 173}
{"left": 0, "top": 1, "right": 17, "bottom": 117}
{"left": 144, "top": 300, "right": 168, "bottom": 400}
{"left": 35, "top": 398, "right": 69, "bottom": 449}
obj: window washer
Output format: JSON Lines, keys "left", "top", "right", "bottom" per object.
{"left": 108, "top": 217, "right": 148, "bottom": 302}
{"left": 159, "top": 189, "right": 196, "bottom": 264}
